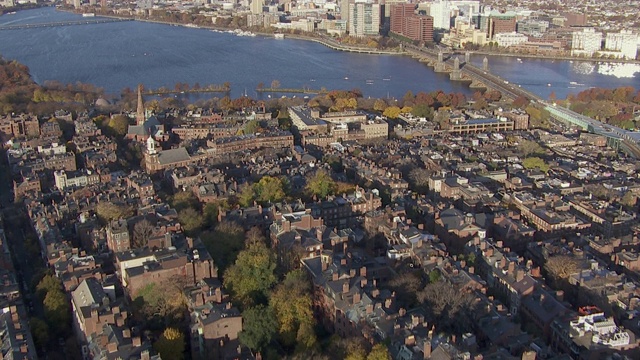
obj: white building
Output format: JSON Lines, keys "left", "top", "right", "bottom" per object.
{"left": 250, "top": 0, "right": 263, "bottom": 14}
{"left": 604, "top": 30, "right": 638, "bottom": 60}
{"left": 348, "top": 1, "right": 380, "bottom": 37}
{"left": 54, "top": 170, "right": 100, "bottom": 191}
{"left": 450, "top": 0, "right": 480, "bottom": 17}
{"left": 571, "top": 28, "right": 603, "bottom": 56}
{"left": 494, "top": 32, "right": 528, "bottom": 47}
{"left": 430, "top": 0, "right": 451, "bottom": 30}
{"left": 569, "top": 308, "right": 630, "bottom": 348}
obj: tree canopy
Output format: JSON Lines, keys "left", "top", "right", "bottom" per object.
{"left": 224, "top": 241, "right": 277, "bottom": 308}
{"left": 154, "top": 327, "right": 185, "bottom": 360}
{"left": 522, "top": 157, "right": 549, "bottom": 173}
{"left": 306, "top": 170, "right": 338, "bottom": 199}
{"left": 239, "top": 305, "right": 278, "bottom": 352}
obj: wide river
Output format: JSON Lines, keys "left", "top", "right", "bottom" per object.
{"left": 0, "top": 7, "right": 638, "bottom": 100}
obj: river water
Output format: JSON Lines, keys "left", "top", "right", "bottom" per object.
{"left": 0, "top": 7, "right": 638, "bottom": 100}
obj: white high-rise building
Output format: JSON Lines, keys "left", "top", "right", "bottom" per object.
{"left": 251, "top": 0, "right": 263, "bottom": 14}
{"left": 571, "top": 28, "right": 602, "bottom": 56}
{"left": 605, "top": 30, "right": 638, "bottom": 60}
{"left": 430, "top": 0, "right": 451, "bottom": 30}
{"left": 348, "top": 1, "right": 381, "bottom": 37}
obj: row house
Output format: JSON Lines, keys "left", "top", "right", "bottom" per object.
{"left": 186, "top": 279, "right": 243, "bottom": 360}
{"left": 207, "top": 131, "right": 294, "bottom": 156}
{"left": 71, "top": 278, "right": 127, "bottom": 344}
{"left": 118, "top": 242, "right": 216, "bottom": 296}
{"left": 270, "top": 210, "right": 326, "bottom": 270}
{"left": 171, "top": 123, "right": 238, "bottom": 141}
{"left": 0, "top": 113, "right": 39, "bottom": 140}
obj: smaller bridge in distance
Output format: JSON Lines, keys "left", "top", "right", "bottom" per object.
{"left": 0, "top": 18, "right": 133, "bottom": 31}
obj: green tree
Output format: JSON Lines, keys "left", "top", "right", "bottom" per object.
{"left": 306, "top": 170, "right": 338, "bottom": 199}
{"left": 518, "top": 139, "right": 545, "bottom": 156}
{"left": 411, "top": 103, "right": 434, "bottom": 120}
{"left": 107, "top": 114, "right": 129, "bottom": 136}
{"left": 244, "top": 119, "right": 262, "bottom": 134}
{"left": 43, "top": 289, "right": 70, "bottom": 334}
{"left": 239, "top": 305, "right": 278, "bottom": 352}
{"left": 171, "top": 191, "right": 199, "bottom": 212}
{"left": 522, "top": 157, "right": 549, "bottom": 173}
{"left": 29, "top": 317, "right": 49, "bottom": 349}
{"left": 367, "top": 344, "right": 392, "bottom": 360}
{"left": 429, "top": 270, "right": 441, "bottom": 283}
{"left": 224, "top": 241, "right": 277, "bottom": 308}
{"left": 270, "top": 270, "right": 316, "bottom": 349}
{"left": 254, "top": 176, "right": 286, "bottom": 204}
{"left": 238, "top": 184, "right": 256, "bottom": 208}
{"left": 202, "top": 220, "right": 245, "bottom": 275}
{"left": 178, "top": 207, "right": 205, "bottom": 235}
{"left": 154, "top": 327, "right": 185, "bottom": 360}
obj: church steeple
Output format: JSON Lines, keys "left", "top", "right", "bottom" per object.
{"left": 136, "top": 84, "right": 145, "bottom": 126}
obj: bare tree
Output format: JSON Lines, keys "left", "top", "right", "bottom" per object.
{"left": 545, "top": 255, "right": 580, "bottom": 280}
{"left": 132, "top": 219, "right": 153, "bottom": 249}
{"left": 417, "top": 281, "right": 476, "bottom": 334}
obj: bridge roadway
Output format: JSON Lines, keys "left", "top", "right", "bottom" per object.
{"left": 406, "top": 45, "right": 640, "bottom": 157}
{"left": 0, "top": 18, "right": 133, "bottom": 30}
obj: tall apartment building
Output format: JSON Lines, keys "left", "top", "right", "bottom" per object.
{"left": 605, "top": 30, "right": 638, "bottom": 60}
{"left": 404, "top": 15, "right": 434, "bottom": 43}
{"left": 571, "top": 28, "right": 603, "bottom": 56}
{"left": 348, "top": 1, "right": 381, "bottom": 37}
{"left": 488, "top": 12, "right": 516, "bottom": 39}
{"left": 429, "top": 0, "right": 451, "bottom": 30}
{"left": 390, "top": 3, "right": 415, "bottom": 34}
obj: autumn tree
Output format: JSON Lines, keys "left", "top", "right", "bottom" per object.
{"left": 224, "top": 241, "right": 277, "bottom": 308}
{"left": 545, "top": 255, "right": 580, "bottom": 280}
{"left": 367, "top": 344, "right": 392, "bottom": 360}
{"left": 154, "top": 327, "right": 185, "bottom": 360}
{"left": 133, "top": 276, "right": 187, "bottom": 326}
{"left": 382, "top": 106, "right": 402, "bottom": 119}
{"left": 271, "top": 80, "right": 281, "bottom": 89}
{"left": 239, "top": 305, "right": 278, "bottom": 352}
{"left": 621, "top": 191, "right": 638, "bottom": 208}
{"left": 95, "top": 202, "right": 134, "bottom": 224}
{"left": 306, "top": 170, "right": 338, "bottom": 199}
{"left": 132, "top": 218, "right": 153, "bottom": 248}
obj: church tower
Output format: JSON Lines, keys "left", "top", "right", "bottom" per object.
{"left": 136, "top": 84, "right": 145, "bottom": 126}
{"left": 144, "top": 135, "right": 159, "bottom": 172}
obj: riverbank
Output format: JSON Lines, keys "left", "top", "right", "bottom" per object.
{"left": 471, "top": 50, "right": 640, "bottom": 65}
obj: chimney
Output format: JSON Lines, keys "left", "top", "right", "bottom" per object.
{"left": 556, "top": 290, "right": 564, "bottom": 302}
{"left": 353, "top": 292, "right": 361, "bottom": 304}
{"left": 516, "top": 269, "right": 525, "bottom": 282}
{"left": 508, "top": 261, "right": 515, "bottom": 273}
{"left": 332, "top": 272, "right": 339, "bottom": 281}
{"left": 107, "top": 341, "right": 118, "bottom": 353}
{"left": 384, "top": 298, "right": 392, "bottom": 309}
{"left": 423, "top": 340, "right": 432, "bottom": 359}
{"left": 360, "top": 266, "right": 367, "bottom": 277}
{"left": 132, "top": 337, "right": 142, "bottom": 347}
{"left": 468, "top": 266, "right": 474, "bottom": 274}
{"left": 316, "top": 228, "right": 323, "bottom": 241}
{"left": 122, "top": 329, "right": 131, "bottom": 338}
{"left": 20, "top": 344, "right": 28, "bottom": 354}
{"left": 342, "top": 281, "right": 349, "bottom": 294}
{"left": 141, "top": 350, "right": 150, "bottom": 360}
{"left": 521, "top": 350, "right": 536, "bottom": 360}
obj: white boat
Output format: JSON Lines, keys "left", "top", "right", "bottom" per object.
{"left": 83, "top": 13, "right": 95, "bottom": 17}
{"left": 516, "top": 58, "right": 522, "bottom": 62}
{"left": 344, "top": 77, "right": 349, "bottom": 80}
{"left": 547, "top": 83, "right": 552, "bottom": 87}
{"left": 274, "top": 33, "right": 285, "bottom": 39}
{"left": 7, "top": 11, "right": 16, "bottom": 15}
{"left": 383, "top": 78, "right": 391, "bottom": 81}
